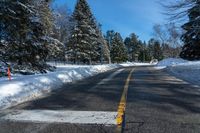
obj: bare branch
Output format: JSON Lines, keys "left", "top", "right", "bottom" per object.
{"left": 159, "top": 0, "right": 195, "bottom": 22}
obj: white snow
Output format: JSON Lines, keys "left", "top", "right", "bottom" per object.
{"left": 167, "top": 61, "right": 200, "bottom": 86}
{"left": 2, "top": 110, "right": 117, "bottom": 125}
{"left": 134, "top": 62, "right": 156, "bottom": 66}
{"left": 119, "top": 62, "right": 154, "bottom": 67}
{"left": 156, "top": 58, "right": 200, "bottom": 86}
{"left": 97, "top": 68, "right": 124, "bottom": 85}
{"left": 157, "top": 58, "right": 188, "bottom": 68}
{"left": 0, "top": 63, "right": 135, "bottom": 110}
{"left": 0, "top": 61, "right": 7, "bottom": 73}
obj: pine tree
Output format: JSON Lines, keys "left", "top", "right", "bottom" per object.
{"left": 124, "top": 33, "right": 142, "bottom": 61}
{"left": 67, "top": 0, "right": 101, "bottom": 64}
{"left": 180, "top": 1, "right": 200, "bottom": 60}
{"left": 110, "top": 33, "right": 128, "bottom": 63}
{"left": 153, "top": 41, "right": 163, "bottom": 60}
{"left": 138, "top": 41, "right": 148, "bottom": 62}
{"left": 0, "top": 0, "right": 55, "bottom": 72}
{"left": 0, "top": 19, "right": 8, "bottom": 63}
{"left": 147, "top": 38, "right": 163, "bottom": 61}
{"left": 89, "top": 19, "right": 101, "bottom": 63}
{"left": 105, "top": 30, "right": 116, "bottom": 50}
{"left": 95, "top": 25, "right": 111, "bottom": 64}
{"left": 124, "top": 37, "right": 132, "bottom": 61}
{"left": 147, "top": 39, "right": 155, "bottom": 60}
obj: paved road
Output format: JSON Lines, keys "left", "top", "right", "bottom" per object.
{"left": 125, "top": 67, "right": 200, "bottom": 133}
{"left": 0, "top": 68, "right": 130, "bottom": 133}
{"left": 0, "top": 66, "right": 200, "bottom": 133}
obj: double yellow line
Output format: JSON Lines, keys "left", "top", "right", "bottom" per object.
{"left": 116, "top": 68, "right": 134, "bottom": 132}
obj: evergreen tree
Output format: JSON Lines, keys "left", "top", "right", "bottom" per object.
{"left": 90, "top": 19, "right": 101, "bottom": 63}
{"left": 124, "top": 37, "right": 132, "bottom": 61}
{"left": 105, "top": 30, "right": 116, "bottom": 50}
{"left": 124, "top": 33, "right": 141, "bottom": 61}
{"left": 0, "top": 0, "right": 55, "bottom": 72}
{"left": 180, "top": 0, "right": 200, "bottom": 60}
{"left": 147, "top": 38, "right": 163, "bottom": 61}
{"left": 147, "top": 39, "right": 155, "bottom": 60}
{"left": 153, "top": 41, "right": 163, "bottom": 60}
{"left": 96, "top": 25, "right": 111, "bottom": 64}
{"left": 67, "top": 0, "right": 101, "bottom": 64}
{"left": 0, "top": 19, "right": 9, "bottom": 63}
{"left": 110, "top": 33, "right": 128, "bottom": 63}
{"left": 138, "top": 41, "right": 148, "bottom": 62}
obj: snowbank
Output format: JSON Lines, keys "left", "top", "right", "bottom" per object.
{"left": 156, "top": 58, "right": 200, "bottom": 86}
{"left": 120, "top": 62, "right": 154, "bottom": 67}
{"left": 157, "top": 58, "right": 188, "bottom": 67}
{"left": 0, "top": 63, "right": 133, "bottom": 109}
{"left": 167, "top": 61, "right": 200, "bottom": 86}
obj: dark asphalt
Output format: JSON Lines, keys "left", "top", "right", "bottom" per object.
{"left": 0, "top": 67, "right": 131, "bottom": 133}
{"left": 9, "top": 68, "right": 130, "bottom": 111}
{"left": 0, "top": 66, "right": 200, "bottom": 133}
{"left": 125, "top": 67, "right": 200, "bottom": 133}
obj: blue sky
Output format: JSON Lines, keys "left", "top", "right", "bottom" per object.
{"left": 54, "top": 0, "right": 167, "bottom": 42}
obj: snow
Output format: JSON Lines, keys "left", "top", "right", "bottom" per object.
{"left": 97, "top": 69, "right": 124, "bottom": 85}
{"left": 157, "top": 58, "right": 188, "bottom": 67}
{"left": 120, "top": 62, "right": 154, "bottom": 67}
{"left": 7, "top": 8, "right": 16, "bottom": 15}
{"left": 2, "top": 110, "right": 117, "bottom": 125}
{"left": 167, "top": 61, "right": 200, "bottom": 86}
{"left": 156, "top": 58, "right": 200, "bottom": 86}
{"left": 135, "top": 62, "right": 157, "bottom": 66}
{"left": 0, "top": 63, "right": 135, "bottom": 110}
{"left": 0, "top": 61, "right": 7, "bottom": 73}
{"left": 16, "top": 1, "right": 34, "bottom": 14}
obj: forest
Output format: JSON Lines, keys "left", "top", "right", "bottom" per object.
{"left": 0, "top": 0, "right": 199, "bottom": 73}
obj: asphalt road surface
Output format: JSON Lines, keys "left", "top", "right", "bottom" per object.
{"left": 0, "top": 66, "right": 200, "bottom": 133}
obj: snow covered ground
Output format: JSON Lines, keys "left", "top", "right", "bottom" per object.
{"left": 156, "top": 58, "right": 188, "bottom": 68}
{"left": 156, "top": 58, "right": 200, "bottom": 86}
{"left": 0, "top": 61, "right": 7, "bottom": 75}
{"left": 0, "top": 62, "right": 141, "bottom": 110}
{"left": 2, "top": 110, "right": 117, "bottom": 125}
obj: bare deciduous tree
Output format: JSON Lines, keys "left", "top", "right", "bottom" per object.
{"left": 161, "top": 0, "right": 195, "bottom": 22}
{"left": 153, "top": 23, "right": 183, "bottom": 58}
{"left": 53, "top": 4, "right": 74, "bottom": 44}
{"left": 162, "top": 0, "right": 200, "bottom": 60}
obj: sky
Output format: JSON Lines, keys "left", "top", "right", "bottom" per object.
{"left": 54, "top": 0, "right": 167, "bottom": 42}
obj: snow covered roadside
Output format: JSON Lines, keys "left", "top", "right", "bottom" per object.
{"left": 120, "top": 62, "right": 156, "bottom": 67}
{"left": 156, "top": 58, "right": 200, "bottom": 86}
{"left": 156, "top": 58, "right": 188, "bottom": 68}
{"left": 0, "top": 63, "right": 134, "bottom": 110}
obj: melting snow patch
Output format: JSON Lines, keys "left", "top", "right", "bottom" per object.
{"left": 2, "top": 110, "right": 117, "bottom": 125}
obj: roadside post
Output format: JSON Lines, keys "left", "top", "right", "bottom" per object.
{"left": 7, "top": 65, "right": 11, "bottom": 80}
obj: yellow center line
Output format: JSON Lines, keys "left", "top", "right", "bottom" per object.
{"left": 116, "top": 68, "right": 134, "bottom": 132}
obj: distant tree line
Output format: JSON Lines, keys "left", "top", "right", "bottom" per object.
{"left": 65, "top": 0, "right": 180, "bottom": 64}
{"left": 105, "top": 31, "right": 164, "bottom": 62}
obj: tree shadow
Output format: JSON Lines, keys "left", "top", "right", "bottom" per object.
{"left": 127, "top": 68, "right": 200, "bottom": 114}
{"left": 10, "top": 68, "right": 131, "bottom": 111}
